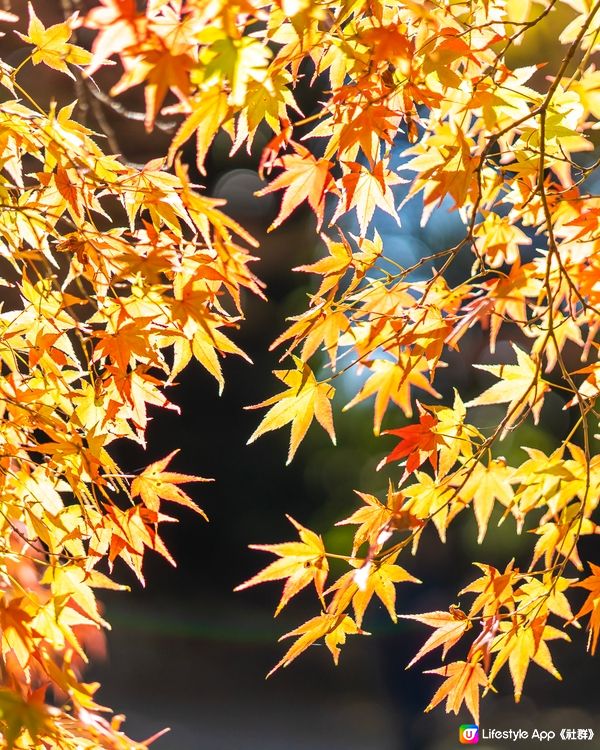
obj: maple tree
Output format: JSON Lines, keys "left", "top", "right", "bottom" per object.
{"left": 0, "top": 0, "right": 598, "bottom": 745}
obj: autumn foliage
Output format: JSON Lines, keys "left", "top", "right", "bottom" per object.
{"left": 0, "top": 0, "right": 599, "bottom": 745}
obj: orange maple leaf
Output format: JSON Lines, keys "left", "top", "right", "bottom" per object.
{"left": 573, "top": 562, "right": 600, "bottom": 654}
{"left": 111, "top": 46, "right": 193, "bottom": 131}
{"left": 131, "top": 450, "right": 211, "bottom": 519}
{"left": 256, "top": 143, "right": 337, "bottom": 231}
{"left": 425, "top": 660, "right": 488, "bottom": 724}
{"left": 402, "top": 608, "right": 472, "bottom": 667}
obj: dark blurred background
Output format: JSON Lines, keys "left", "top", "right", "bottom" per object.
{"left": 1, "top": 2, "right": 600, "bottom": 748}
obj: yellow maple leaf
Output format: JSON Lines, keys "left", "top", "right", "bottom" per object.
{"left": 167, "top": 86, "right": 229, "bottom": 173}
{"left": 328, "top": 554, "right": 420, "bottom": 626}
{"left": 19, "top": 3, "right": 92, "bottom": 78}
{"left": 530, "top": 511, "right": 598, "bottom": 571}
{"left": 268, "top": 613, "right": 363, "bottom": 676}
{"left": 454, "top": 458, "right": 515, "bottom": 543}
{"left": 336, "top": 481, "right": 425, "bottom": 562}
{"left": 466, "top": 344, "right": 549, "bottom": 438}
{"left": 402, "top": 472, "right": 456, "bottom": 543}
{"left": 488, "top": 616, "right": 569, "bottom": 702}
{"left": 336, "top": 483, "right": 404, "bottom": 555}
{"left": 343, "top": 356, "right": 441, "bottom": 435}
{"left": 246, "top": 357, "right": 336, "bottom": 464}
{"left": 430, "top": 389, "right": 482, "bottom": 478}
{"left": 460, "top": 561, "right": 520, "bottom": 619}
{"left": 110, "top": 46, "right": 193, "bottom": 132}
{"left": 200, "top": 33, "right": 272, "bottom": 107}
{"left": 293, "top": 236, "right": 353, "bottom": 297}
{"left": 235, "top": 515, "right": 328, "bottom": 615}
{"left": 332, "top": 160, "right": 402, "bottom": 237}
{"left": 524, "top": 575, "right": 577, "bottom": 620}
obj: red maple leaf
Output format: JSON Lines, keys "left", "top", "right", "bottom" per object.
{"left": 380, "top": 411, "right": 440, "bottom": 473}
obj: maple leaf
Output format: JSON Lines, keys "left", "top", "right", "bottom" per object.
{"left": 93, "top": 318, "right": 163, "bottom": 373}
{"left": 309, "top": 76, "right": 403, "bottom": 162}
{"left": 508, "top": 445, "right": 575, "bottom": 529}
{"left": 328, "top": 554, "right": 420, "bottom": 627}
{"left": 201, "top": 34, "right": 272, "bottom": 108}
{"left": 167, "top": 87, "right": 229, "bottom": 173}
{"left": 111, "top": 46, "right": 193, "bottom": 131}
{"left": 271, "top": 303, "right": 350, "bottom": 368}
{"left": 246, "top": 357, "right": 336, "bottom": 464}
{"left": 564, "top": 361, "right": 600, "bottom": 408}
{"left": 336, "top": 483, "right": 424, "bottom": 556}
{"left": 454, "top": 458, "right": 515, "bottom": 543}
{"left": 292, "top": 235, "right": 353, "bottom": 297}
{"left": 232, "top": 71, "right": 300, "bottom": 155}
{"left": 130, "top": 450, "right": 210, "bottom": 519}
{"left": 268, "top": 613, "right": 363, "bottom": 676}
{"left": 97, "top": 505, "right": 177, "bottom": 583}
{"left": 516, "top": 575, "right": 576, "bottom": 623}
{"left": 18, "top": 3, "right": 92, "bottom": 78}
{"left": 46, "top": 565, "right": 122, "bottom": 631}
{"left": 573, "top": 562, "right": 600, "bottom": 655}
{"left": 488, "top": 616, "right": 569, "bottom": 702}
{"left": 0, "top": 690, "right": 53, "bottom": 749}
{"left": 466, "top": 344, "right": 549, "bottom": 438}
{"left": 83, "top": 0, "right": 143, "bottom": 76}
{"left": 358, "top": 23, "right": 413, "bottom": 70}
{"left": 449, "top": 261, "right": 538, "bottom": 354}
{"left": 402, "top": 608, "right": 472, "bottom": 668}
{"left": 530, "top": 310, "right": 584, "bottom": 373}
{"left": 473, "top": 213, "right": 531, "bottom": 268}
{"left": 429, "top": 390, "right": 482, "bottom": 479}
{"left": 235, "top": 515, "right": 328, "bottom": 615}
{"left": 187, "top": 322, "right": 250, "bottom": 396}
{"left": 402, "top": 124, "right": 478, "bottom": 216}
{"left": 424, "top": 660, "right": 488, "bottom": 725}
{"left": 353, "top": 561, "right": 420, "bottom": 624}
{"left": 402, "top": 472, "right": 457, "bottom": 543}
{"left": 380, "top": 410, "right": 442, "bottom": 474}
{"left": 256, "top": 143, "right": 337, "bottom": 231}
{"left": 460, "top": 562, "right": 521, "bottom": 619}
{"left": 332, "top": 160, "right": 402, "bottom": 237}
{"left": 343, "top": 357, "right": 441, "bottom": 436}
{"left": 530, "top": 512, "right": 598, "bottom": 571}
